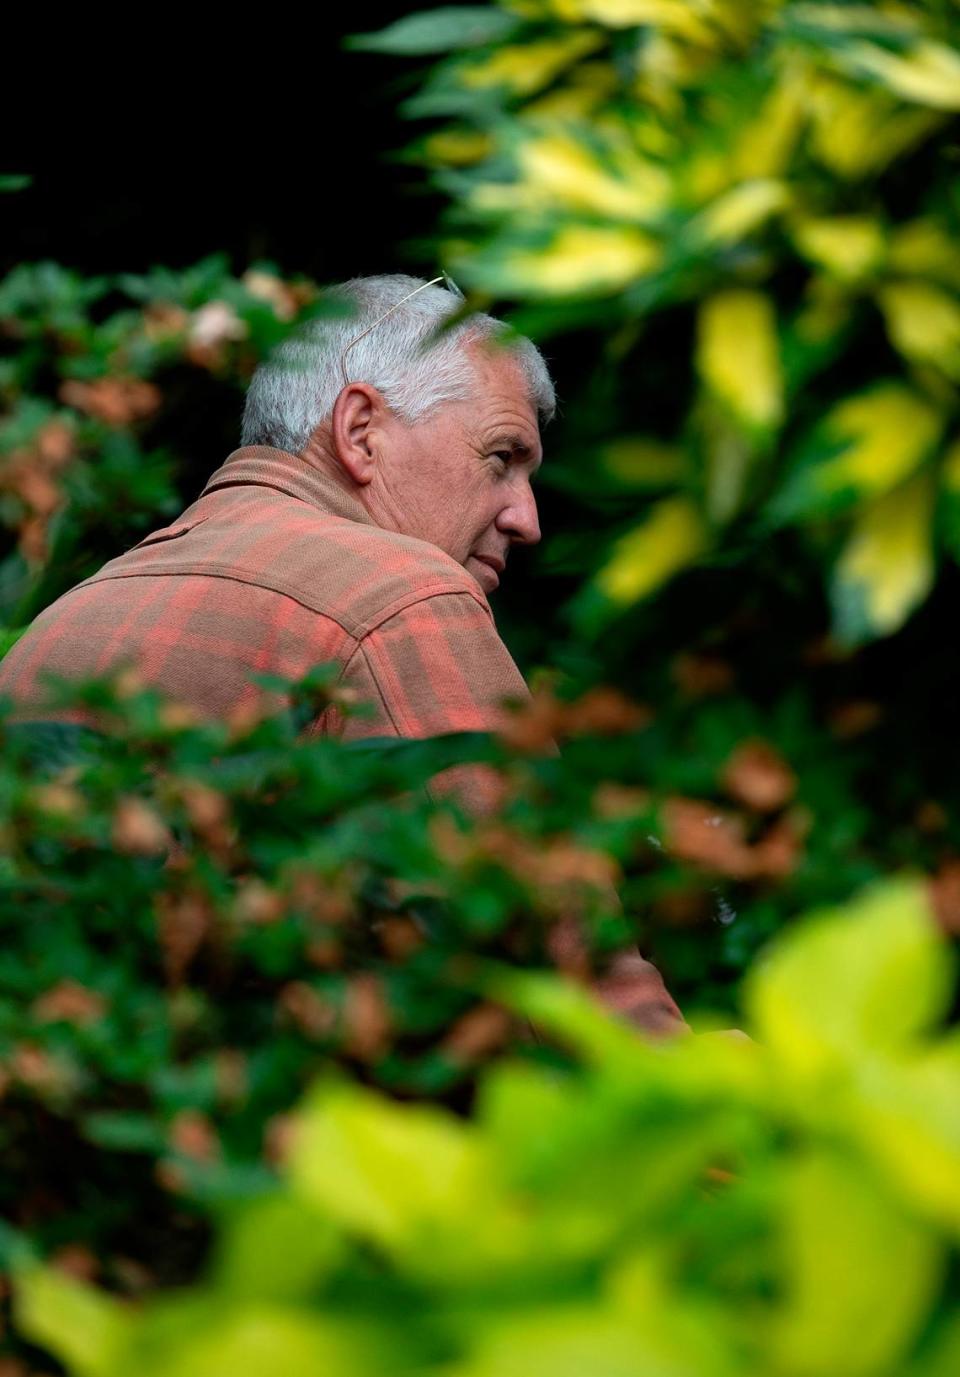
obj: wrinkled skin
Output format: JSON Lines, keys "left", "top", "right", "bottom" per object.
{"left": 305, "top": 343, "right": 542, "bottom": 595}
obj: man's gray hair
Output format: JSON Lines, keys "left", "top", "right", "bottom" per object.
{"left": 241, "top": 274, "right": 555, "bottom": 454}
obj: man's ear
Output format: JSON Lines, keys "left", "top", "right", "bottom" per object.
{"left": 330, "top": 382, "right": 385, "bottom": 486}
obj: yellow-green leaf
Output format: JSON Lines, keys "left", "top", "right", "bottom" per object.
{"left": 288, "top": 1083, "right": 485, "bottom": 1253}
{"left": 154, "top": 1306, "right": 387, "bottom": 1377}
{"left": 807, "top": 80, "right": 941, "bottom": 179}
{"left": 772, "top": 383, "right": 944, "bottom": 521}
{"left": 734, "top": 69, "right": 809, "bottom": 180}
{"left": 744, "top": 878, "right": 951, "bottom": 1077}
{"left": 878, "top": 280, "right": 960, "bottom": 378}
{"left": 454, "top": 1304, "right": 666, "bottom": 1377}
{"left": 853, "top": 1044, "right": 960, "bottom": 1238}
{"left": 888, "top": 219, "right": 960, "bottom": 290}
{"left": 941, "top": 436, "right": 960, "bottom": 492}
{"left": 772, "top": 1150, "right": 942, "bottom": 1377}
{"left": 516, "top": 129, "right": 670, "bottom": 220}
{"left": 465, "top": 224, "right": 661, "bottom": 297}
{"left": 697, "top": 289, "right": 783, "bottom": 430}
{"left": 846, "top": 39, "right": 960, "bottom": 111}
{"left": 832, "top": 470, "right": 935, "bottom": 642}
{"left": 460, "top": 31, "right": 602, "bottom": 95}
{"left": 695, "top": 178, "right": 789, "bottom": 245}
{"left": 600, "top": 437, "right": 686, "bottom": 487}
{"left": 791, "top": 215, "right": 885, "bottom": 283}
{"left": 594, "top": 496, "right": 708, "bottom": 605}
{"left": 15, "top": 1265, "right": 133, "bottom": 1377}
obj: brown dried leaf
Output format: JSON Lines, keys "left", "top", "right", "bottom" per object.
{"left": 662, "top": 797, "right": 805, "bottom": 880}
{"left": 59, "top": 377, "right": 161, "bottom": 427}
{"left": 264, "top": 1113, "right": 296, "bottom": 1167}
{"left": 592, "top": 783, "right": 650, "bottom": 820}
{"left": 189, "top": 301, "right": 248, "bottom": 348}
{"left": 33, "top": 980, "right": 106, "bottom": 1026}
{"left": 377, "top": 916, "right": 425, "bottom": 960}
{"left": 928, "top": 861, "right": 960, "bottom": 935}
{"left": 343, "top": 973, "right": 391, "bottom": 1061}
{"left": 242, "top": 270, "right": 299, "bottom": 321}
{"left": 287, "top": 868, "right": 354, "bottom": 924}
{"left": 662, "top": 798, "right": 759, "bottom": 879}
{"left": 155, "top": 890, "right": 212, "bottom": 984}
{"left": 305, "top": 936, "right": 343, "bottom": 969}
{"left": 10, "top": 1045, "right": 67, "bottom": 1095}
{"left": 672, "top": 652, "right": 734, "bottom": 697}
{"left": 498, "top": 690, "right": 565, "bottom": 753}
{"left": 214, "top": 1050, "right": 248, "bottom": 1104}
{"left": 142, "top": 302, "right": 190, "bottom": 341}
{"left": 169, "top": 1109, "right": 219, "bottom": 1163}
{"left": 51, "top": 1244, "right": 99, "bottom": 1282}
{"left": 278, "top": 982, "right": 336, "bottom": 1039}
{"left": 442, "top": 1003, "right": 513, "bottom": 1062}
{"left": 828, "top": 700, "right": 883, "bottom": 738}
{"left": 30, "top": 781, "right": 85, "bottom": 818}
{"left": 916, "top": 800, "right": 948, "bottom": 833}
{"left": 564, "top": 686, "right": 651, "bottom": 735}
{"left": 722, "top": 740, "right": 796, "bottom": 812}
{"left": 112, "top": 797, "right": 170, "bottom": 856}
{"left": 233, "top": 879, "right": 285, "bottom": 925}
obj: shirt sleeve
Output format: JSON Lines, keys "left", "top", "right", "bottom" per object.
{"left": 340, "top": 592, "right": 529, "bottom": 741}
{"left": 334, "top": 592, "right": 528, "bottom": 816}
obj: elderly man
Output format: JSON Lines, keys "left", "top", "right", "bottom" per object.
{"left": 0, "top": 274, "right": 684, "bottom": 1033}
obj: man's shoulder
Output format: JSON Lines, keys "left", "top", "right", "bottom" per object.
{"left": 310, "top": 514, "right": 492, "bottom": 636}
{"left": 84, "top": 487, "right": 491, "bottom": 642}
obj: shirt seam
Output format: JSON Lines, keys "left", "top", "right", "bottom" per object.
{"left": 76, "top": 567, "right": 492, "bottom": 642}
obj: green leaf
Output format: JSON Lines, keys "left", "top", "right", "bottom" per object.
{"left": 481, "top": 967, "right": 652, "bottom": 1073}
{"left": 770, "top": 383, "right": 944, "bottom": 524}
{"left": 844, "top": 38, "right": 960, "bottom": 111}
{"left": 772, "top": 1149, "right": 942, "bottom": 1377}
{"left": 878, "top": 280, "right": 960, "bottom": 378}
{"left": 453, "top": 1304, "right": 670, "bottom": 1377}
{"left": 14, "top": 1265, "right": 133, "bottom": 1377}
{"left": 831, "top": 471, "right": 935, "bottom": 644}
{"left": 852, "top": 1043, "right": 960, "bottom": 1238}
{"left": 287, "top": 1081, "right": 486, "bottom": 1252}
{"left": 591, "top": 497, "right": 708, "bottom": 607}
{"left": 696, "top": 289, "right": 783, "bottom": 431}
{"left": 458, "top": 223, "right": 661, "bottom": 299}
{"left": 212, "top": 1195, "right": 342, "bottom": 1301}
{"left": 142, "top": 1303, "right": 391, "bottom": 1377}
{"left": 744, "top": 878, "right": 952, "bottom": 1076}
{"left": 791, "top": 214, "right": 886, "bottom": 283}
{"left": 347, "top": 7, "right": 520, "bottom": 55}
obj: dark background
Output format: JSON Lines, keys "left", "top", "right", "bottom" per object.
{"left": 3, "top": 11, "right": 441, "bottom": 285}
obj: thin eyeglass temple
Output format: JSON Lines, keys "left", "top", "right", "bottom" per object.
{"left": 340, "top": 274, "right": 461, "bottom": 385}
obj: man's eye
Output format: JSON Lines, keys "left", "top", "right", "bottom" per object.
{"left": 491, "top": 451, "right": 512, "bottom": 466}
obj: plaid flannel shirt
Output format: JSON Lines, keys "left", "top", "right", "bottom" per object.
{"left": 0, "top": 444, "right": 686, "bottom": 1035}
{"left": 0, "top": 446, "right": 530, "bottom": 745}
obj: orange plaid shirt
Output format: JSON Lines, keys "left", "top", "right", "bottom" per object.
{"left": 0, "top": 445, "right": 530, "bottom": 743}
{"left": 0, "top": 444, "right": 686, "bottom": 1034}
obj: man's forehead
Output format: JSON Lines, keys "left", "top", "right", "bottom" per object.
{"left": 466, "top": 351, "right": 542, "bottom": 441}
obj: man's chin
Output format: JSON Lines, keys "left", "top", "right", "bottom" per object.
{"left": 467, "top": 555, "right": 500, "bottom": 593}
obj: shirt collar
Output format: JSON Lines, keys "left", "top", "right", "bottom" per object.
{"left": 201, "top": 446, "right": 376, "bottom": 527}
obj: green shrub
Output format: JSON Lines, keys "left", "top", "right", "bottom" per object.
{"left": 0, "top": 668, "right": 713, "bottom": 1288}
{"left": 346, "top": 0, "right": 960, "bottom": 982}
{"left": 15, "top": 879, "right": 960, "bottom": 1377}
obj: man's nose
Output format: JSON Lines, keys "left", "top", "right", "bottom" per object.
{"left": 498, "top": 483, "right": 541, "bottom": 546}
